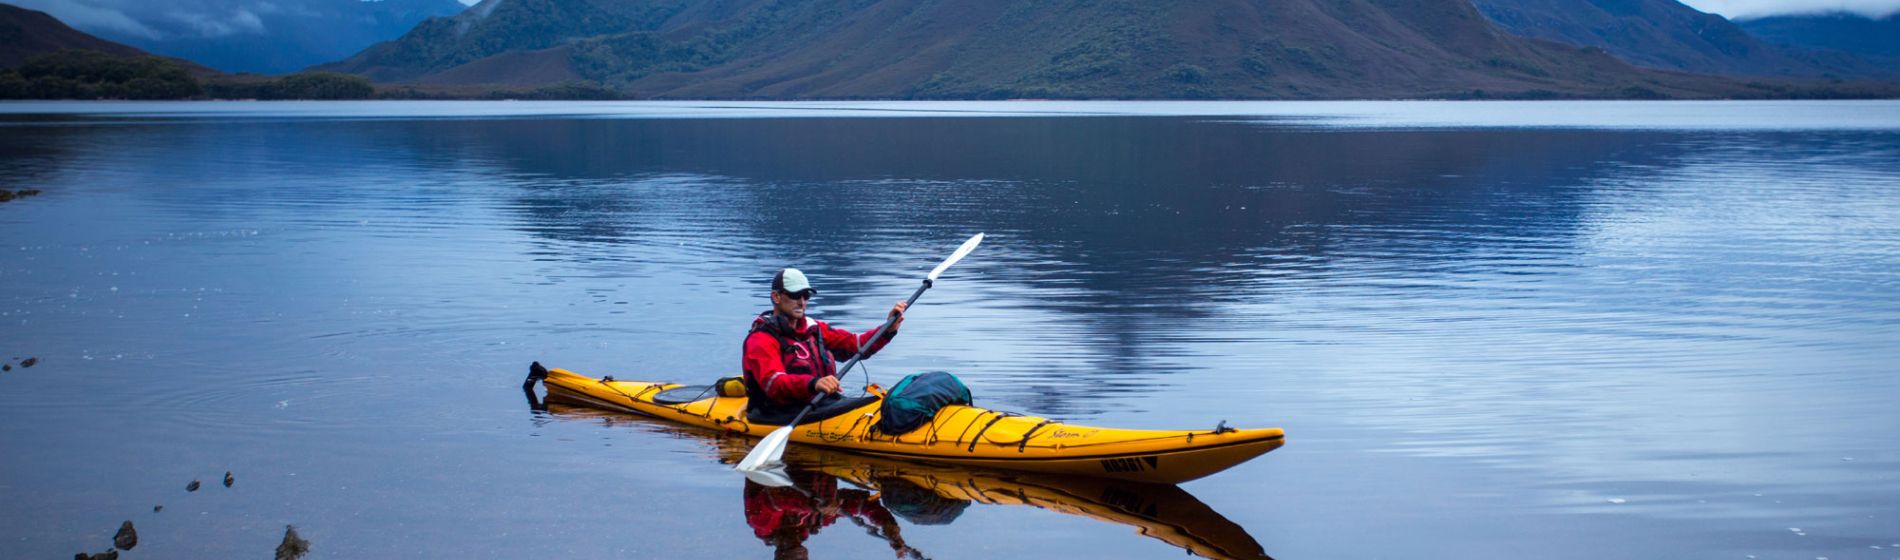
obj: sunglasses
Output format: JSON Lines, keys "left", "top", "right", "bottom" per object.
{"left": 778, "top": 290, "right": 813, "bottom": 301}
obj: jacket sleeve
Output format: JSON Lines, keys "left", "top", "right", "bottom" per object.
{"left": 819, "top": 320, "right": 896, "bottom": 362}
{"left": 744, "top": 332, "right": 817, "bottom": 404}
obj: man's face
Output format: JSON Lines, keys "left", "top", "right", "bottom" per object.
{"left": 773, "top": 289, "right": 811, "bottom": 323}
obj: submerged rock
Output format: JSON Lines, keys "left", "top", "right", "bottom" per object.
{"left": 74, "top": 551, "right": 117, "bottom": 560}
{"left": 153, "top": 505, "right": 163, "bottom": 513}
{"left": 113, "top": 520, "right": 137, "bottom": 550}
{"left": 276, "top": 525, "right": 311, "bottom": 560}
{"left": 186, "top": 480, "right": 200, "bottom": 492}
{"left": 20, "top": 357, "right": 36, "bottom": 368}
{"left": 224, "top": 471, "right": 234, "bottom": 487}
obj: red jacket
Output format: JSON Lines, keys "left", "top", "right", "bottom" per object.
{"left": 743, "top": 311, "right": 895, "bottom": 405}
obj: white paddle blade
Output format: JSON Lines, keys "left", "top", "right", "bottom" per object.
{"left": 735, "top": 425, "right": 794, "bottom": 472}
{"left": 740, "top": 467, "right": 796, "bottom": 488}
{"left": 928, "top": 233, "right": 985, "bottom": 281}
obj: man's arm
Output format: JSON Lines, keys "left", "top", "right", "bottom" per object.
{"left": 821, "top": 301, "right": 907, "bottom": 359}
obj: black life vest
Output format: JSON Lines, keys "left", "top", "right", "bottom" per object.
{"left": 742, "top": 311, "right": 839, "bottom": 419}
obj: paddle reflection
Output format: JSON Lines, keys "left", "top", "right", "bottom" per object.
{"left": 541, "top": 402, "right": 1273, "bottom": 560}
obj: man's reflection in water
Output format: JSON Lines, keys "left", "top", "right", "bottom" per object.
{"left": 745, "top": 468, "right": 914, "bottom": 560}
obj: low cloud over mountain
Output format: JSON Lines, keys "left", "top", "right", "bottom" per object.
{"left": 1737, "top": 11, "right": 1900, "bottom": 59}
{"left": 1680, "top": 0, "right": 1900, "bottom": 19}
{"left": 1472, "top": 0, "right": 1896, "bottom": 78}
{"left": 9, "top": 0, "right": 465, "bottom": 74}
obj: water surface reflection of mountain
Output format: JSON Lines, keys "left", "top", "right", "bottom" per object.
{"left": 431, "top": 116, "right": 1692, "bottom": 412}
{"left": 17, "top": 114, "right": 1712, "bottom": 413}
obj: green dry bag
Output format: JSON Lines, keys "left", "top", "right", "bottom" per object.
{"left": 875, "top": 371, "right": 972, "bottom": 435}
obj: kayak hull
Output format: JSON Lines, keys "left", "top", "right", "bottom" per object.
{"left": 541, "top": 367, "right": 1284, "bottom": 484}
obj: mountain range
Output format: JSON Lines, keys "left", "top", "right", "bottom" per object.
{"left": 319, "top": 0, "right": 1793, "bottom": 99}
{"left": 1470, "top": 0, "right": 1896, "bottom": 78}
{"left": 6, "top": 0, "right": 1898, "bottom": 99}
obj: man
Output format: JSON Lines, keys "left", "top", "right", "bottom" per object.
{"left": 742, "top": 268, "right": 907, "bottom": 424}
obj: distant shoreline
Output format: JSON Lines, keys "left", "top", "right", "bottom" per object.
{"left": 8, "top": 50, "right": 1899, "bottom": 102}
{"left": 6, "top": 99, "right": 1898, "bottom": 133}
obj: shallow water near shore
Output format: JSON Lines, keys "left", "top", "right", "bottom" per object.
{"left": 2, "top": 100, "right": 1898, "bottom": 559}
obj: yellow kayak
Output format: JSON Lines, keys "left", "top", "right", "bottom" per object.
{"left": 538, "top": 366, "right": 1285, "bottom": 484}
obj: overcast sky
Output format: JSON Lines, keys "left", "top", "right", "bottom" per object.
{"left": 15, "top": 0, "right": 1900, "bottom": 43}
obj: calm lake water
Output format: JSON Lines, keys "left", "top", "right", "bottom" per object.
{"left": 3, "top": 100, "right": 1899, "bottom": 559}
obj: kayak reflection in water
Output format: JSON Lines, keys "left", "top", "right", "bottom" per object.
{"left": 744, "top": 467, "right": 925, "bottom": 560}
{"left": 533, "top": 405, "right": 1272, "bottom": 560}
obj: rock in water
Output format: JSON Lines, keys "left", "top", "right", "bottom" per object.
{"left": 20, "top": 357, "right": 36, "bottom": 368}
{"left": 74, "top": 551, "right": 118, "bottom": 560}
{"left": 113, "top": 520, "right": 137, "bottom": 550}
{"left": 186, "top": 480, "right": 200, "bottom": 492}
{"left": 224, "top": 471, "right": 234, "bottom": 487}
{"left": 276, "top": 525, "right": 311, "bottom": 560}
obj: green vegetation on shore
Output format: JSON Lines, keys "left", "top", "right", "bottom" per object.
{"left": 0, "top": 48, "right": 626, "bottom": 100}
{"left": 205, "top": 72, "right": 375, "bottom": 100}
{"left": 376, "top": 80, "right": 624, "bottom": 100}
{"left": 0, "top": 49, "right": 199, "bottom": 99}
{"left": 0, "top": 49, "right": 376, "bottom": 100}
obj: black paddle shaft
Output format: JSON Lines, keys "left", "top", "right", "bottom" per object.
{"left": 784, "top": 278, "right": 932, "bottom": 425}
{"left": 835, "top": 278, "right": 930, "bottom": 380}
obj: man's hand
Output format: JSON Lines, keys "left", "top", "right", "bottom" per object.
{"left": 888, "top": 301, "right": 908, "bottom": 332}
{"left": 815, "top": 375, "right": 842, "bottom": 394}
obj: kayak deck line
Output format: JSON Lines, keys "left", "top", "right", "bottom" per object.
{"left": 538, "top": 366, "right": 1285, "bottom": 484}
{"left": 822, "top": 432, "right": 1287, "bottom": 463}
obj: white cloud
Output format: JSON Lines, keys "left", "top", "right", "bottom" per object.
{"left": 254, "top": 2, "right": 321, "bottom": 19}
{"left": 1679, "top": 0, "right": 1900, "bottom": 19}
{"left": 231, "top": 8, "right": 265, "bottom": 34}
{"left": 164, "top": 8, "right": 267, "bottom": 37}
